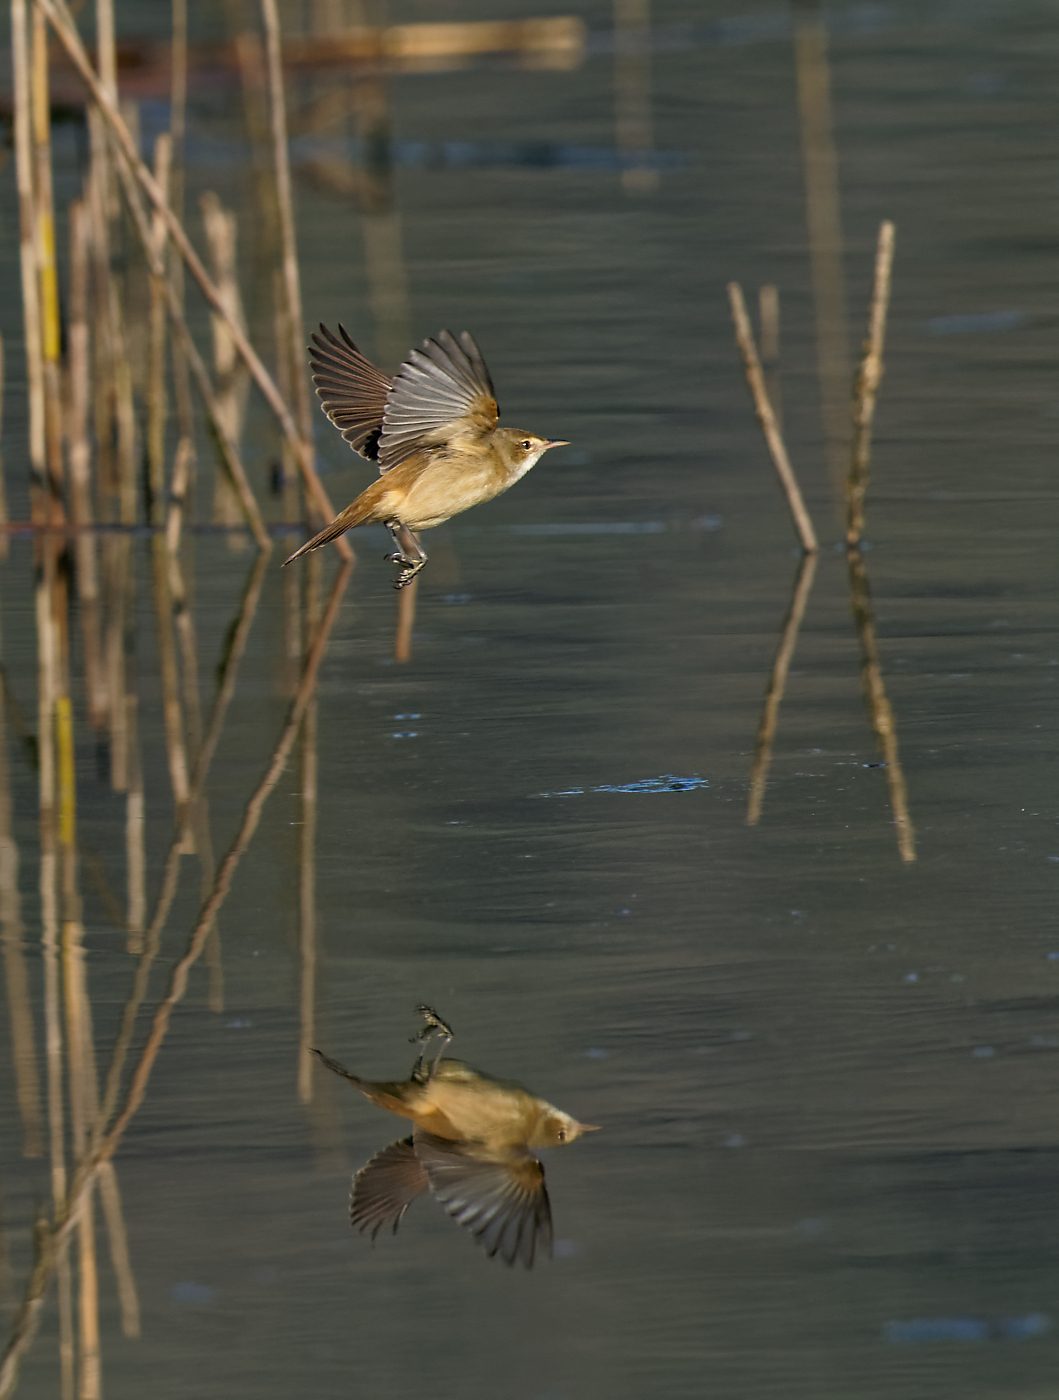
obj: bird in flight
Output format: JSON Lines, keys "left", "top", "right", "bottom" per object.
{"left": 313, "top": 1005, "right": 597, "bottom": 1267}
{"left": 283, "top": 326, "right": 568, "bottom": 588}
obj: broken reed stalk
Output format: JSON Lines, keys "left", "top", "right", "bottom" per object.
{"left": 747, "top": 550, "right": 818, "bottom": 826}
{"left": 201, "top": 192, "right": 250, "bottom": 536}
{"left": 36, "top": 0, "right": 351, "bottom": 554}
{"left": 260, "top": 0, "right": 314, "bottom": 443}
{"left": 146, "top": 134, "right": 172, "bottom": 524}
{"left": 11, "top": 0, "right": 48, "bottom": 521}
{"left": 66, "top": 197, "right": 107, "bottom": 728}
{"left": 31, "top": 6, "right": 64, "bottom": 515}
{"left": 0, "top": 562, "right": 352, "bottom": 1400}
{"left": 846, "top": 219, "right": 895, "bottom": 546}
{"left": 758, "top": 282, "right": 781, "bottom": 431}
{"left": 727, "top": 282, "right": 818, "bottom": 553}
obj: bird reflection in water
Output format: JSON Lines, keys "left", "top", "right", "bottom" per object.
{"left": 313, "top": 1005, "right": 598, "bottom": 1268}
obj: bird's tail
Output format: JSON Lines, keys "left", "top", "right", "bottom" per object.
{"left": 311, "top": 1049, "right": 418, "bottom": 1118}
{"left": 282, "top": 506, "right": 361, "bottom": 567}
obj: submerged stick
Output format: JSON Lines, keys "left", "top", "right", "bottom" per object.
{"left": 727, "top": 282, "right": 818, "bottom": 553}
{"left": 846, "top": 220, "right": 895, "bottom": 546}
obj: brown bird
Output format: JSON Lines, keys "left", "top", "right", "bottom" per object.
{"left": 283, "top": 326, "right": 568, "bottom": 588}
{"left": 312, "top": 1005, "right": 598, "bottom": 1268}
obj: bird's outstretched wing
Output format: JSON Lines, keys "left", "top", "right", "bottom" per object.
{"left": 379, "top": 331, "right": 499, "bottom": 473}
{"left": 414, "top": 1129, "right": 552, "bottom": 1269}
{"left": 351, "top": 1136, "right": 429, "bottom": 1239}
{"left": 309, "top": 324, "right": 393, "bottom": 466}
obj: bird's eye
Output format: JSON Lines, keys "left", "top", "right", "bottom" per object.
{"left": 520, "top": 439, "right": 533, "bottom": 451}
{"left": 556, "top": 1127, "right": 567, "bottom": 1143}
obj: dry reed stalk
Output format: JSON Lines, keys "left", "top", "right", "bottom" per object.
{"left": 11, "top": 0, "right": 48, "bottom": 521}
{"left": 167, "top": 0, "right": 196, "bottom": 505}
{"left": 746, "top": 551, "right": 817, "bottom": 826}
{"left": 792, "top": 0, "right": 851, "bottom": 495}
{"left": 201, "top": 192, "right": 250, "bottom": 538}
{"left": 31, "top": 7, "right": 64, "bottom": 518}
{"left": 727, "top": 282, "right": 818, "bottom": 553}
{"left": 0, "top": 563, "right": 352, "bottom": 1400}
{"left": 260, "top": 0, "right": 314, "bottom": 442}
{"left": 847, "top": 546, "right": 915, "bottom": 863}
{"left": 37, "top": 0, "right": 352, "bottom": 552}
{"left": 85, "top": 114, "right": 116, "bottom": 514}
{"left": 86, "top": 107, "right": 137, "bottom": 526}
{"left": 146, "top": 135, "right": 173, "bottom": 523}
{"left": 67, "top": 198, "right": 107, "bottom": 729}
{"left": 296, "top": 555, "right": 320, "bottom": 1103}
{"left": 758, "top": 283, "right": 781, "bottom": 430}
{"left": 846, "top": 220, "right": 895, "bottom": 546}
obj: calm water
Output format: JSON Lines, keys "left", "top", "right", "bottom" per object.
{"left": 2, "top": 2, "right": 1059, "bottom": 1397}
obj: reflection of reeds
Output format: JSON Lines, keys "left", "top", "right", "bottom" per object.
{"left": 0, "top": 613, "right": 43, "bottom": 1158}
{"left": 297, "top": 556, "right": 321, "bottom": 1104}
{"left": 394, "top": 574, "right": 418, "bottom": 664}
{"left": 847, "top": 546, "right": 916, "bottom": 863}
{"left": 746, "top": 551, "right": 817, "bottom": 825}
{"left": 727, "top": 282, "right": 817, "bottom": 553}
{"left": 0, "top": 561, "right": 351, "bottom": 1398}
{"left": 846, "top": 220, "right": 895, "bottom": 547}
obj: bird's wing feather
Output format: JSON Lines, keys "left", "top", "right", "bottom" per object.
{"left": 309, "top": 324, "right": 393, "bottom": 467}
{"left": 379, "top": 331, "right": 499, "bottom": 473}
{"left": 351, "top": 1136, "right": 429, "bottom": 1240}
{"left": 414, "top": 1129, "right": 552, "bottom": 1269}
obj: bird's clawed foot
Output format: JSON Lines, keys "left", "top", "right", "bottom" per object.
{"left": 387, "top": 556, "right": 426, "bottom": 591}
{"left": 385, "top": 524, "right": 427, "bottom": 590}
{"left": 409, "top": 1004, "right": 454, "bottom": 1082}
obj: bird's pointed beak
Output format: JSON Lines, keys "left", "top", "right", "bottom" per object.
{"left": 577, "top": 1122, "right": 602, "bottom": 1133}
{"left": 542, "top": 439, "right": 570, "bottom": 452}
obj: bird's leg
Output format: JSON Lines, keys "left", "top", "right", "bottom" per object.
{"left": 384, "top": 523, "right": 428, "bottom": 591}
{"left": 409, "top": 1004, "right": 454, "bottom": 1082}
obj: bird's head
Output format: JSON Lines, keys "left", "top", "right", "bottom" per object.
{"left": 495, "top": 429, "right": 569, "bottom": 479}
{"left": 531, "top": 1107, "right": 601, "bottom": 1149}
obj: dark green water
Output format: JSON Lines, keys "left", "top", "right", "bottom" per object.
{"left": 2, "top": 2, "right": 1059, "bottom": 1397}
